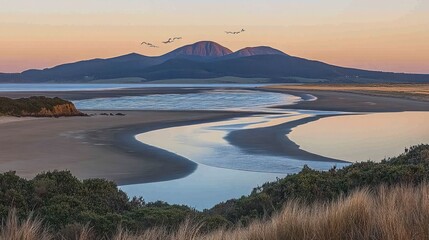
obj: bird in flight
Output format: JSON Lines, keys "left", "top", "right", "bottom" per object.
{"left": 163, "top": 38, "right": 174, "bottom": 44}
{"left": 163, "top": 37, "right": 182, "bottom": 44}
{"left": 141, "top": 42, "right": 159, "bottom": 48}
{"left": 225, "top": 29, "right": 245, "bottom": 35}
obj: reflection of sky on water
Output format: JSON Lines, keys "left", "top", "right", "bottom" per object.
{"left": 74, "top": 89, "right": 301, "bottom": 111}
{"left": 122, "top": 111, "right": 349, "bottom": 210}
{"left": 0, "top": 83, "right": 277, "bottom": 92}
{"left": 121, "top": 164, "right": 285, "bottom": 210}
{"left": 135, "top": 112, "right": 348, "bottom": 174}
{"left": 290, "top": 111, "right": 429, "bottom": 162}
{"left": 74, "top": 88, "right": 361, "bottom": 209}
{"left": 122, "top": 109, "right": 429, "bottom": 210}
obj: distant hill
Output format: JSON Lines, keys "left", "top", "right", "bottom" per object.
{"left": 1, "top": 41, "right": 428, "bottom": 83}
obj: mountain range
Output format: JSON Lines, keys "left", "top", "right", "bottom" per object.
{"left": 1, "top": 41, "right": 428, "bottom": 83}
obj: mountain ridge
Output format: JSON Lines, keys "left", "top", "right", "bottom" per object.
{"left": 1, "top": 41, "right": 428, "bottom": 83}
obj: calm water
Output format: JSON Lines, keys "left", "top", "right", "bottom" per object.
{"left": 289, "top": 112, "right": 429, "bottom": 162}
{"left": 74, "top": 89, "right": 300, "bottom": 111}
{"left": 0, "top": 83, "right": 276, "bottom": 92}
{"left": 122, "top": 111, "right": 349, "bottom": 209}
{"left": 122, "top": 110, "right": 429, "bottom": 209}
{"left": 71, "top": 88, "right": 326, "bottom": 209}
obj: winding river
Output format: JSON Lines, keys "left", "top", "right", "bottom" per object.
{"left": 5, "top": 84, "right": 428, "bottom": 210}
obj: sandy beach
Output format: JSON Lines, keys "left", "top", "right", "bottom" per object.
{"left": 0, "top": 116, "right": 36, "bottom": 124}
{"left": 0, "top": 110, "right": 248, "bottom": 185}
{"left": 263, "top": 84, "right": 429, "bottom": 112}
{"left": 264, "top": 84, "right": 429, "bottom": 102}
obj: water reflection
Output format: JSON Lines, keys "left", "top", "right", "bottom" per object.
{"left": 74, "top": 89, "right": 300, "bottom": 111}
{"left": 121, "top": 165, "right": 284, "bottom": 210}
{"left": 122, "top": 112, "right": 349, "bottom": 210}
{"left": 289, "top": 112, "right": 429, "bottom": 162}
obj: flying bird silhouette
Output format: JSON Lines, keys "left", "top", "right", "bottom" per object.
{"left": 225, "top": 29, "right": 245, "bottom": 35}
{"left": 141, "top": 42, "right": 159, "bottom": 48}
{"left": 162, "top": 38, "right": 173, "bottom": 44}
{"left": 163, "top": 37, "right": 182, "bottom": 44}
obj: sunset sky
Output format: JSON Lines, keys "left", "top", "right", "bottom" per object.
{"left": 1, "top": 0, "right": 428, "bottom": 73}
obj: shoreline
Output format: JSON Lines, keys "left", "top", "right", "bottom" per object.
{"left": 87, "top": 110, "right": 254, "bottom": 185}
{"left": 225, "top": 114, "right": 349, "bottom": 163}
{"left": 0, "top": 110, "right": 251, "bottom": 185}
{"left": 3, "top": 85, "right": 429, "bottom": 112}
{"left": 260, "top": 88, "right": 429, "bottom": 112}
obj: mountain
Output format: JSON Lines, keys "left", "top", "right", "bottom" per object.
{"left": 1, "top": 41, "right": 428, "bottom": 83}
{"left": 161, "top": 41, "right": 233, "bottom": 60}
{"left": 226, "top": 46, "right": 286, "bottom": 58}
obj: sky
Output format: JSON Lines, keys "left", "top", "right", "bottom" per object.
{"left": 0, "top": 0, "right": 428, "bottom": 73}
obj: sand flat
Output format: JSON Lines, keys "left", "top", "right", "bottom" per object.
{"left": 0, "top": 116, "right": 37, "bottom": 125}
{"left": 0, "top": 110, "right": 245, "bottom": 185}
{"left": 264, "top": 83, "right": 429, "bottom": 102}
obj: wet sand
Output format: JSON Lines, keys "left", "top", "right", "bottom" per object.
{"left": 0, "top": 110, "right": 249, "bottom": 185}
{"left": 225, "top": 115, "right": 348, "bottom": 163}
{"left": 263, "top": 86, "right": 429, "bottom": 112}
{"left": 264, "top": 84, "right": 429, "bottom": 102}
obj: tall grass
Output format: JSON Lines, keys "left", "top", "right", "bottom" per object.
{"left": 3, "top": 183, "right": 429, "bottom": 240}
{"left": 0, "top": 209, "right": 52, "bottom": 240}
{"left": 119, "top": 184, "right": 429, "bottom": 240}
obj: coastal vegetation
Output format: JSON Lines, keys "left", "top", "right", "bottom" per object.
{"left": 1, "top": 144, "right": 429, "bottom": 239}
{"left": 0, "top": 96, "right": 84, "bottom": 117}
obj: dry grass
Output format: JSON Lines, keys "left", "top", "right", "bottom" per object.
{"left": 264, "top": 83, "right": 429, "bottom": 101}
{"left": 203, "top": 184, "right": 429, "bottom": 240}
{"left": 118, "top": 184, "right": 429, "bottom": 240}
{"left": 112, "top": 218, "right": 205, "bottom": 240}
{"left": 4, "top": 184, "right": 429, "bottom": 239}
{"left": 0, "top": 209, "right": 52, "bottom": 240}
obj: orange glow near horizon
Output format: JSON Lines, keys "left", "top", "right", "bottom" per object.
{"left": 1, "top": 0, "right": 428, "bottom": 74}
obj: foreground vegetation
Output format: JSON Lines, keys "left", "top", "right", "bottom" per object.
{"left": 1, "top": 145, "right": 429, "bottom": 239}
{"left": 0, "top": 96, "right": 84, "bottom": 117}
{"left": 80, "top": 184, "right": 429, "bottom": 240}
{"left": 4, "top": 183, "right": 429, "bottom": 240}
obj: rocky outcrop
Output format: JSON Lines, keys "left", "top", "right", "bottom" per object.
{"left": 0, "top": 96, "right": 85, "bottom": 117}
{"left": 22, "top": 103, "right": 85, "bottom": 117}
